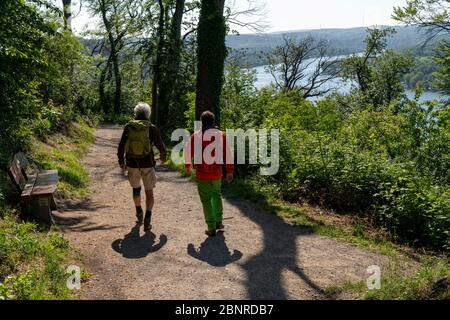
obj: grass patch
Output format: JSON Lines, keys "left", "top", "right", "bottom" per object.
{"left": 326, "top": 257, "right": 450, "bottom": 300}
{"left": 0, "top": 121, "right": 95, "bottom": 300}
{"left": 28, "top": 122, "right": 95, "bottom": 199}
{"left": 0, "top": 211, "right": 77, "bottom": 300}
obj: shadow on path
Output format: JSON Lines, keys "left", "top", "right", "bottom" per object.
{"left": 187, "top": 232, "right": 243, "bottom": 267}
{"left": 57, "top": 199, "right": 111, "bottom": 212}
{"left": 223, "top": 192, "right": 326, "bottom": 300}
{"left": 112, "top": 225, "right": 168, "bottom": 259}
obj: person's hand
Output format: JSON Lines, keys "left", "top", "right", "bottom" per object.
{"left": 226, "top": 172, "right": 234, "bottom": 184}
{"left": 159, "top": 155, "right": 167, "bottom": 164}
{"left": 185, "top": 166, "right": 192, "bottom": 175}
{"left": 119, "top": 164, "right": 127, "bottom": 171}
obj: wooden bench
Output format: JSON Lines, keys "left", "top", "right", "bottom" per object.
{"left": 8, "top": 152, "right": 59, "bottom": 223}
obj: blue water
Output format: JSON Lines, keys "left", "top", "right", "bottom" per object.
{"left": 252, "top": 64, "right": 448, "bottom": 103}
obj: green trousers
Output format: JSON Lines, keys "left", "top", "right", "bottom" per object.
{"left": 197, "top": 179, "right": 223, "bottom": 231}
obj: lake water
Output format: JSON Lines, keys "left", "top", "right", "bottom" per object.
{"left": 252, "top": 64, "right": 448, "bottom": 103}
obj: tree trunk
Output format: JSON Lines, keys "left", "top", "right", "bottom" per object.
{"left": 151, "top": 0, "right": 165, "bottom": 125}
{"left": 99, "top": 57, "right": 112, "bottom": 114}
{"left": 62, "top": 0, "right": 72, "bottom": 31}
{"left": 195, "top": 0, "right": 227, "bottom": 124}
{"left": 159, "top": 0, "right": 185, "bottom": 129}
{"left": 170, "top": 0, "right": 185, "bottom": 73}
{"left": 100, "top": 1, "right": 122, "bottom": 115}
{"left": 111, "top": 41, "right": 122, "bottom": 114}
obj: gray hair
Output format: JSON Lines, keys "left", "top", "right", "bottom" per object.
{"left": 134, "top": 102, "right": 151, "bottom": 120}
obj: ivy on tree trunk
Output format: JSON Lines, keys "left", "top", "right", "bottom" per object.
{"left": 195, "top": 0, "right": 227, "bottom": 124}
{"left": 158, "top": 0, "right": 185, "bottom": 131}
{"left": 151, "top": 0, "right": 165, "bottom": 124}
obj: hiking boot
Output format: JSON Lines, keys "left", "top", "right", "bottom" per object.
{"left": 205, "top": 229, "right": 217, "bottom": 237}
{"left": 144, "top": 211, "right": 152, "bottom": 232}
{"left": 216, "top": 221, "right": 224, "bottom": 230}
{"left": 136, "top": 207, "right": 144, "bottom": 225}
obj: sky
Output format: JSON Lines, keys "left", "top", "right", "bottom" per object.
{"left": 258, "top": 0, "right": 408, "bottom": 32}
{"left": 56, "top": 0, "right": 408, "bottom": 35}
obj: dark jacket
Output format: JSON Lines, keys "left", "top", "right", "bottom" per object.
{"left": 117, "top": 121, "right": 167, "bottom": 168}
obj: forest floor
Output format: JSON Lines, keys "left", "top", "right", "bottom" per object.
{"left": 53, "top": 125, "right": 400, "bottom": 300}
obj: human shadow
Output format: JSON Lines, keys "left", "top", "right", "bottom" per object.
{"left": 222, "top": 186, "right": 326, "bottom": 300}
{"left": 187, "top": 232, "right": 243, "bottom": 267}
{"left": 112, "top": 225, "right": 167, "bottom": 259}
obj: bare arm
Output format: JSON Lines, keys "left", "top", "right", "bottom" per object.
{"left": 152, "top": 126, "right": 167, "bottom": 163}
{"left": 117, "top": 126, "right": 128, "bottom": 166}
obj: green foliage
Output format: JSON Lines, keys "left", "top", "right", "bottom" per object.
{"left": 0, "top": 0, "right": 99, "bottom": 171}
{"left": 0, "top": 0, "right": 51, "bottom": 167}
{"left": 29, "top": 122, "right": 95, "bottom": 199}
{"left": 434, "top": 40, "right": 450, "bottom": 96}
{"left": 393, "top": 0, "right": 450, "bottom": 97}
{"left": 102, "top": 113, "right": 134, "bottom": 125}
{"left": 373, "top": 179, "right": 450, "bottom": 249}
{"left": 0, "top": 271, "right": 36, "bottom": 300}
{"left": 341, "top": 28, "right": 414, "bottom": 107}
{"left": 220, "top": 62, "right": 258, "bottom": 129}
{"left": 217, "top": 62, "right": 450, "bottom": 251}
{"left": 393, "top": 0, "right": 450, "bottom": 31}
{"left": 404, "top": 56, "right": 440, "bottom": 90}
{"left": 369, "top": 51, "right": 414, "bottom": 106}
{"left": 0, "top": 213, "right": 72, "bottom": 300}
{"left": 184, "top": 91, "right": 197, "bottom": 131}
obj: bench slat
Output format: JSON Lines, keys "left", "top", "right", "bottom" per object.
{"left": 9, "top": 160, "right": 27, "bottom": 190}
{"left": 9, "top": 152, "right": 59, "bottom": 224}
{"left": 21, "top": 173, "right": 37, "bottom": 198}
{"left": 14, "top": 152, "right": 30, "bottom": 169}
{"left": 30, "top": 170, "right": 59, "bottom": 196}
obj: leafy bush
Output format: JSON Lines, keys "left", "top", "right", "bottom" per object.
{"left": 374, "top": 180, "right": 450, "bottom": 250}
{"left": 218, "top": 65, "right": 450, "bottom": 251}
{"left": 32, "top": 117, "right": 53, "bottom": 139}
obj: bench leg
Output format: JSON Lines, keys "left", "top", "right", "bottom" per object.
{"left": 23, "top": 196, "right": 54, "bottom": 224}
{"left": 51, "top": 196, "right": 58, "bottom": 211}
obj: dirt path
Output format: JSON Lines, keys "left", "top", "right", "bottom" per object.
{"left": 54, "top": 126, "right": 387, "bottom": 300}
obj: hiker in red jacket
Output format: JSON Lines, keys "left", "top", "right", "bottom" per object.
{"left": 185, "top": 111, "right": 234, "bottom": 237}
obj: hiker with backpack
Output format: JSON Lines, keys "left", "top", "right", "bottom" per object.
{"left": 184, "top": 111, "right": 234, "bottom": 237}
{"left": 117, "top": 102, "right": 167, "bottom": 232}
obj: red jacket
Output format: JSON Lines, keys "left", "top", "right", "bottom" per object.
{"left": 185, "top": 129, "right": 234, "bottom": 181}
